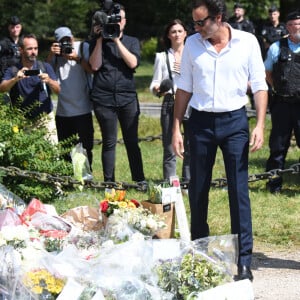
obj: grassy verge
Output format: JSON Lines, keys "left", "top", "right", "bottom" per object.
{"left": 53, "top": 115, "right": 300, "bottom": 251}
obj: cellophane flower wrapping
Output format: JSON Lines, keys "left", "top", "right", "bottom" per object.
{"left": 152, "top": 235, "right": 238, "bottom": 299}
{"left": 0, "top": 183, "right": 26, "bottom": 215}
{"left": 103, "top": 207, "right": 166, "bottom": 243}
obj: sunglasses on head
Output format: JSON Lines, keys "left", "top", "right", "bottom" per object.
{"left": 193, "top": 15, "right": 212, "bottom": 27}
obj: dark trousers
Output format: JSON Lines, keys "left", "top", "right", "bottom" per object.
{"left": 188, "top": 107, "right": 252, "bottom": 266}
{"left": 93, "top": 100, "right": 145, "bottom": 182}
{"left": 266, "top": 101, "right": 300, "bottom": 174}
{"left": 161, "top": 94, "right": 190, "bottom": 181}
{"left": 55, "top": 113, "right": 94, "bottom": 167}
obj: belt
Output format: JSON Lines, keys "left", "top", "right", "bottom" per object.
{"left": 192, "top": 106, "right": 246, "bottom": 116}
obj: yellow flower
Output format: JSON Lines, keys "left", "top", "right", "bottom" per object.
{"left": 118, "top": 201, "right": 128, "bottom": 208}
{"left": 23, "top": 269, "right": 65, "bottom": 296}
{"left": 127, "top": 202, "right": 136, "bottom": 208}
{"left": 23, "top": 161, "right": 29, "bottom": 168}
{"left": 12, "top": 125, "right": 19, "bottom": 133}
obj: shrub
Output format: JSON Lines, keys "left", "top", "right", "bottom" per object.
{"left": 0, "top": 96, "right": 74, "bottom": 202}
{"left": 141, "top": 37, "right": 158, "bottom": 62}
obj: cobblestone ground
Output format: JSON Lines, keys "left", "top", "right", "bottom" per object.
{"left": 251, "top": 249, "right": 300, "bottom": 300}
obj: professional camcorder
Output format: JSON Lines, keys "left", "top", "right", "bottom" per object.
{"left": 60, "top": 41, "right": 73, "bottom": 55}
{"left": 92, "top": 0, "right": 121, "bottom": 39}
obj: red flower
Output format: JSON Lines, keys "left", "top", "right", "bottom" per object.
{"left": 100, "top": 200, "right": 109, "bottom": 213}
{"left": 130, "top": 199, "right": 140, "bottom": 207}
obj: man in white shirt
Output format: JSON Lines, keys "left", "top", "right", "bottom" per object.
{"left": 172, "top": 0, "right": 268, "bottom": 281}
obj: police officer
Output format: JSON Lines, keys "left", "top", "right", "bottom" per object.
{"left": 264, "top": 10, "right": 300, "bottom": 193}
{"left": 0, "top": 16, "right": 22, "bottom": 82}
{"left": 228, "top": 3, "right": 255, "bottom": 34}
{"left": 261, "top": 5, "right": 288, "bottom": 51}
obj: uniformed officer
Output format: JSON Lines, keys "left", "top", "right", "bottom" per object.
{"left": 264, "top": 10, "right": 300, "bottom": 193}
{"left": 0, "top": 16, "right": 22, "bottom": 82}
{"left": 261, "top": 5, "right": 288, "bottom": 51}
{"left": 228, "top": 3, "right": 255, "bottom": 34}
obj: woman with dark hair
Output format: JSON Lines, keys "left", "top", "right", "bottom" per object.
{"left": 150, "top": 19, "right": 190, "bottom": 183}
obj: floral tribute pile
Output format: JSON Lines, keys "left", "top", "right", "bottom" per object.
{"left": 0, "top": 185, "right": 246, "bottom": 300}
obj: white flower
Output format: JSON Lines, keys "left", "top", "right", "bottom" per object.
{"left": 1, "top": 225, "right": 29, "bottom": 242}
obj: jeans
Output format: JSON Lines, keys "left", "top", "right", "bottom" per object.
{"left": 161, "top": 94, "right": 190, "bottom": 181}
{"left": 55, "top": 113, "right": 94, "bottom": 167}
{"left": 93, "top": 100, "right": 145, "bottom": 182}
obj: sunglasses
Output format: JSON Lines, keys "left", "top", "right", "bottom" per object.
{"left": 193, "top": 15, "right": 212, "bottom": 27}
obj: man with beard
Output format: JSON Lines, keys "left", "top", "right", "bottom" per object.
{"left": 264, "top": 10, "right": 300, "bottom": 193}
{"left": 172, "top": 0, "right": 268, "bottom": 281}
{"left": 0, "top": 34, "right": 60, "bottom": 144}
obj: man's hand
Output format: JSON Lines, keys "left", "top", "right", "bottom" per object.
{"left": 50, "top": 42, "right": 61, "bottom": 56}
{"left": 249, "top": 126, "right": 264, "bottom": 152}
{"left": 172, "top": 129, "right": 185, "bottom": 159}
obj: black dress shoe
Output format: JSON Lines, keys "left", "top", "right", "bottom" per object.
{"left": 237, "top": 265, "right": 253, "bottom": 281}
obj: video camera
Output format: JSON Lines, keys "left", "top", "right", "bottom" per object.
{"left": 92, "top": 0, "right": 121, "bottom": 39}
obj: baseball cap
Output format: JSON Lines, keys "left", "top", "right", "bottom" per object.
{"left": 234, "top": 3, "right": 244, "bottom": 9}
{"left": 8, "top": 16, "right": 21, "bottom": 26}
{"left": 268, "top": 5, "right": 279, "bottom": 13}
{"left": 54, "top": 27, "right": 72, "bottom": 42}
{"left": 286, "top": 10, "right": 300, "bottom": 21}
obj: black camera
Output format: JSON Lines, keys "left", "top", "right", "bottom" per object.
{"left": 24, "top": 69, "right": 40, "bottom": 76}
{"left": 92, "top": 0, "right": 121, "bottom": 39}
{"left": 60, "top": 41, "right": 73, "bottom": 55}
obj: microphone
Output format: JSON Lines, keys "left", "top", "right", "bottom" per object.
{"left": 40, "top": 69, "right": 48, "bottom": 98}
{"left": 157, "top": 79, "right": 173, "bottom": 96}
{"left": 92, "top": 11, "right": 108, "bottom": 26}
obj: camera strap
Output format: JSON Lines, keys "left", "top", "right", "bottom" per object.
{"left": 165, "top": 50, "right": 175, "bottom": 96}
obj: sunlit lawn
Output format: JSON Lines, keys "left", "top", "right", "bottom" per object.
{"left": 52, "top": 61, "right": 300, "bottom": 251}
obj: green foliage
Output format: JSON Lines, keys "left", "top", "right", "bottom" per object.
{"left": 141, "top": 37, "right": 158, "bottom": 62}
{"left": 156, "top": 252, "right": 230, "bottom": 299}
{"left": 0, "top": 96, "right": 73, "bottom": 202}
{"left": 0, "top": 0, "right": 298, "bottom": 40}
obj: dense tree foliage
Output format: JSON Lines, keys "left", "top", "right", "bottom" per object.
{"left": 0, "top": 0, "right": 297, "bottom": 42}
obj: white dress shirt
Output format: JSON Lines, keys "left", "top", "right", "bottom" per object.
{"left": 177, "top": 24, "right": 268, "bottom": 112}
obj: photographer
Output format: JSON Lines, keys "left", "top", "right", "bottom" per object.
{"left": 0, "top": 16, "right": 22, "bottom": 82}
{"left": 89, "top": 3, "right": 145, "bottom": 183}
{"left": 0, "top": 33, "right": 60, "bottom": 144}
{"left": 47, "top": 27, "right": 94, "bottom": 166}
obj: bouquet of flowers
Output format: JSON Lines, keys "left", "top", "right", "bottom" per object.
{"left": 99, "top": 189, "right": 140, "bottom": 217}
{"left": 105, "top": 207, "right": 166, "bottom": 242}
{"left": 0, "top": 225, "right": 30, "bottom": 250}
{"left": 155, "top": 252, "right": 232, "bottom": 299}
{"left": 22, "top": 268, "right": 65, "bottom": 300}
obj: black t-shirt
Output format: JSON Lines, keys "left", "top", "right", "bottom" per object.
{"left": 90, "top": 34, "right": 140, "bottom": 107}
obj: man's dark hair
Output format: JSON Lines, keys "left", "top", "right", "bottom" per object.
{"left": 163, "top": 19, "right": 187, "bottom": 49}
{"left": 19, "top": 34, "right": 38, "bottom": 49}
{"left": 192, "top": 0, "right": 227, "bottom": 22}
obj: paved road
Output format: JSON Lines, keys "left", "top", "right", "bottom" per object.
{"left": 252, "top": 249, "right": 300, "bottom": 300}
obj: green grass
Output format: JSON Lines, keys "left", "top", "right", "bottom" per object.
{"left": 52, "top": 61, "right": 300, "bottom": 251}
{"left": 53, "top": 115, "right": 300, "bottom": 251}
{"left": 135, "top": 61, "right": 161, "bottom": 103}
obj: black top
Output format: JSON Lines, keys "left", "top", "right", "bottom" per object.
{"left": 228, "top": 17, "right": 255, "bottom": 34}
{"left": 90, "top": 34, "right": 140, "bottom": 107}
{"left": 260, "top": 22, "right": 288, "bottom": 45}
{"left": 0, "top": 37, "right": 21, "bottom": 80}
